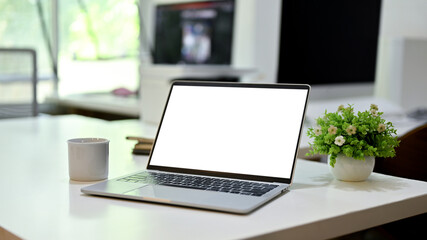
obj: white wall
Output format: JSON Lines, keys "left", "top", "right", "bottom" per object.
{"left": 375, "top": 0, "right": 427, "bottom": 111}
{"left": 251, "top": 0, "right": 281, "bottom": 83}
{"left": 379, "top": 0, "right": 427, "bottom": 39}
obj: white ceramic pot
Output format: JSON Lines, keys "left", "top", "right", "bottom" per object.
{"left": 328, "top": 154, "right": 375, "bottom": 182}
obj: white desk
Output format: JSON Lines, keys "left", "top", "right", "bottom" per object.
{"left": 0, "top": 115, "right": 426, "bottom": 240}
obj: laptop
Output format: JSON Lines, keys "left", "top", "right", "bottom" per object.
{"left": 81, "top": 81, "right": 310, "bottom": 214}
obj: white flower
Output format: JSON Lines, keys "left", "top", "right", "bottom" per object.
{"left": 378, "top": 123, "right": 386, "bottom": 133}
{"left": 371, "top": 109, "right": 378, "bottom": 117}
{"left": 334, "top": 136, "right": 345, "bottom": 146}
{"left": 314, "top": 126, "right": 322, "bottom": 136}
{"left": 370, "top": 104, "right": 378, "bottom": 111}
{"left": 328, "top": 125, "right": 338, "bottom": 135}
{"left": 346, "top": 125, "right": 357, "bottom": 135}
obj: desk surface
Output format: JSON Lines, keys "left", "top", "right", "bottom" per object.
{"left": 0, "top": 115, "right": 426, "bottom": 240}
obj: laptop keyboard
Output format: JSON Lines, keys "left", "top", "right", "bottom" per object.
{"left": 117, "top": 172, "right": 279, "bottom": 197}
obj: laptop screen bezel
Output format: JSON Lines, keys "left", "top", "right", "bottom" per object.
{"left": 146, "top": 81, "right": 310, "bottom": 184}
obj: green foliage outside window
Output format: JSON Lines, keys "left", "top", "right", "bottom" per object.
{"left": 64, "top": 0, "right": 139, "bottom": 60}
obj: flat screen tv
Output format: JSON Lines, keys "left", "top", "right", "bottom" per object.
{"left": 277, "top": 0, "right": 382, "bottom": 97}
{"left": 153, "top": 0, "right": 235, "bottom": 65}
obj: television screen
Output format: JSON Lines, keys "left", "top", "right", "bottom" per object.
{"left": 153, "top": 0, "right": 235, "bottom": 65}
{"left": 277, "top": 0, "right": 382, "bottom": 85}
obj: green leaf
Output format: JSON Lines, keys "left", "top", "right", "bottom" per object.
{"left": 329, "top": 154, "right": 337, "bottom": 167}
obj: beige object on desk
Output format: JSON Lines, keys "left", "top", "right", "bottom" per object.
{"left": 126, "top": 136, "right": 154, "bottom": 155}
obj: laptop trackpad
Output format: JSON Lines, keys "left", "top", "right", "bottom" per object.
{"left": 124, "top": 184, "right": 264, "bottom": 213}
{"left": 124, "top": 184, "right": 245, "bottom": 204}
{"left": 124, "top": 185, "right": 205, "bottom": 202}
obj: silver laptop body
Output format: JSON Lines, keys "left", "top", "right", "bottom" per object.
{"left": 82, "top": 81, "right": 310, "bottom": 214}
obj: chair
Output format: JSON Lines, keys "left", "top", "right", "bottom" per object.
{"left": 0, "top": 48, "right": 38, "bottom": 118}
{"left": 338, "top": 123, "right": 427, "bottom": 239}
{"left": 374, "top": 123, "right": 427, "bottom": 182}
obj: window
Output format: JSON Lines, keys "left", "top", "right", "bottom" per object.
{"left": 0, "top": 0, "right": 140, "bottom": 103}
{"left": 0, "top": 0, "right": 55, "bottom": 102}
{"left": 58, "top": 0, "right": 140, "bottom": 96}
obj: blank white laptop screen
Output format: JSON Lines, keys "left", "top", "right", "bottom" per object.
{"left": 149, "top": 84, "right": 308, "bottom": 179}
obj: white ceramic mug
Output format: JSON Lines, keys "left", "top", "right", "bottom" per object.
{"left": 68, "top": 138, "right": 109, "bottom": 181}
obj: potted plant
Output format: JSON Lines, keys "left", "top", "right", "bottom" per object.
{"left": 306, "top": 104, "right": 400, "bottom": 181}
